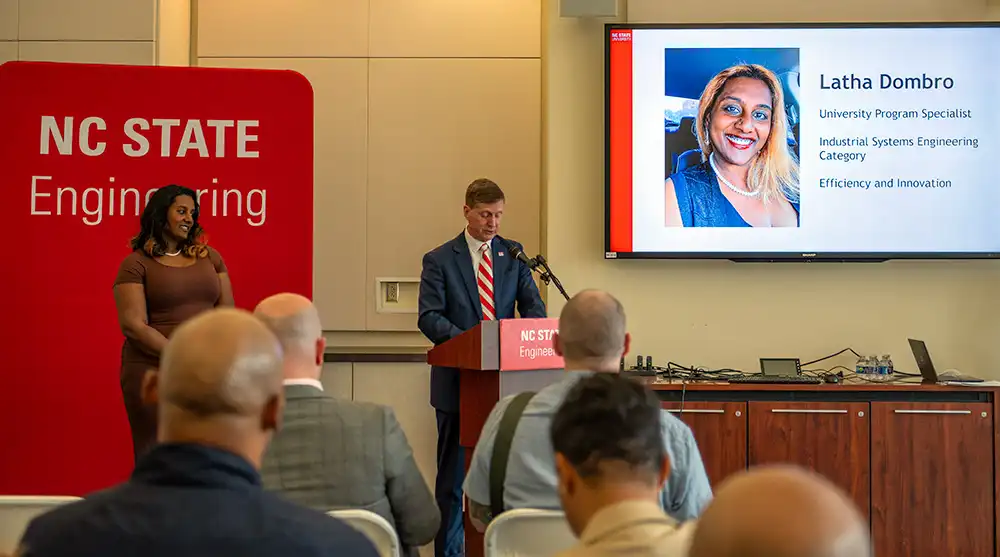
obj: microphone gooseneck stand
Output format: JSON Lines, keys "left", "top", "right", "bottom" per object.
{"left": 503, "top": 239, "right": 571, "bottom": 301}
{"left": 534, "top": 254, "right": 570, "bottom": 301}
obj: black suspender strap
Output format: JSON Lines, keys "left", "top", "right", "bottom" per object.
{"left": 488, "top": 390, "right": 537, "bottom": 518}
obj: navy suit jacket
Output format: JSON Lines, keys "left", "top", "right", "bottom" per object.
{"left": 418, "top": 232, "right": 546, "bottom": 412}
{"left": 18, "top": 443, "right": 378, "bottom": 557}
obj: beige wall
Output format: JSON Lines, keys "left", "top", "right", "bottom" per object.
{"left": 195, "top": 0, "right": 543, "bottom": 342}
{"left": 545, "top": 0, "right": 1000, "bottom": 379}
{"left": 0, "top": 0, "right": 157, "bottom": 65}
{"left": 0, "top": 0, "right": 14, "bottom": 63}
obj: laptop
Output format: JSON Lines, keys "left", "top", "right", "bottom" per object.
{"left": 907, "top": 339, "right": 983, "bottom": 383}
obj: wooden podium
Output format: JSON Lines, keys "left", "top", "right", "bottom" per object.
{"left": 427, "top": 317, "right": 565, "bottom": 557}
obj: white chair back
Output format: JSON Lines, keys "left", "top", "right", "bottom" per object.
{"left": 484, "top": 508, "right": 577, "bottom": 556}
{"left": 327, "top": 509, "right": 401, "bottom": 557}
{"left": 0, "top": 496, "right": 81, "bottom": 553}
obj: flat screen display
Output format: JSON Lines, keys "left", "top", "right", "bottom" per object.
{"left": 605, "top": 23, "right": 1000, "bottom": 260}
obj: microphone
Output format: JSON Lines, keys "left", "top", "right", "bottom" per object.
{"left": 501, "top": 238, "right": 571, "bottom": 301}
{"left": 503, "top": 240, "right": 539, "bottom": 269}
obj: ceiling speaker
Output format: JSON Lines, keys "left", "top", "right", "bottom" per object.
{"left": 560, "top": 0, "right": 619, "bottom": 18}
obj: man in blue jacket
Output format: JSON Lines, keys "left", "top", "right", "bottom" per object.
{"left": 15, "top": 309, "right": 378, "bottom": 557}
{"left": 418, "top": 178, "right": 546, "bottom": 556}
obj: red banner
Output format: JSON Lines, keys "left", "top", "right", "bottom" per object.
{"left": 499, "top": 318, "right": 564, "bottom": 371}
{"left": 0, "top": 61, "right": 314, "bottom": 495}
{"left": 608, "top": 29, "right": 633, "bottom": 254}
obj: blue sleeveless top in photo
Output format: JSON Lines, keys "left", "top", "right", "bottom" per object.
{"left": 668, "top": 162, "right": 800, "bottom": 227}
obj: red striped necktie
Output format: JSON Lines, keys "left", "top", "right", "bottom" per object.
{"left": 477, "top": 243, "right": 495, "bottom": 320}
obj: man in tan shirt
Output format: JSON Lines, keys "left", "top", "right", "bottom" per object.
{"left": 551, "top": 373, "right": 692, "bottom": 557}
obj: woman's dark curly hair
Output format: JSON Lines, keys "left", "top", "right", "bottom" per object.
{"left": 131, "top": 185, "right": 209, "bottom": 258}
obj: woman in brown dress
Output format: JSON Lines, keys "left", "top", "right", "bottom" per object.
{"left": 112, "top": 184, "right": 234, "bottom": 460}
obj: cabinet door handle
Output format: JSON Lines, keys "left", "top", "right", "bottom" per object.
{"left": 771, "top": 409, "right": 848, "bottom": 414}
{"left": 893, "top": 409, "right": 972, "bottom": 415}
{"left": 665, "top": 409, "right": 726, "bottom": 414}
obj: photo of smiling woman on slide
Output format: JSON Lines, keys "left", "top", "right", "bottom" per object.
{"left": 665, "top": 62, "right": 800, "bottom": 227}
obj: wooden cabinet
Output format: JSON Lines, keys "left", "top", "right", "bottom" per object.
{"left": 651, "top": 384, "right": 1000, "bottom": 555}
{"left": 747, "top": 401, "right": 870, "bottom": 518}
{"left": 870, "top": 402, "right": 994, "bottom": 557}
{"left": 661, "top": 401, "right": 747, "bottom": 488}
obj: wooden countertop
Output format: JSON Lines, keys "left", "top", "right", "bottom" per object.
{"left": 639, "top": 378, "right": 998, "bottom": 402}
{"left": 642, "top": 378, "right": 999, "bottom": 392}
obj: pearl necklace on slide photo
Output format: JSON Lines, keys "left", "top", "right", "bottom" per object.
{"left": 710, "top": 152, "right": 760, "bottom": 198}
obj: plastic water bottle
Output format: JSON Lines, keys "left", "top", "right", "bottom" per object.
{"left": 869, "top": 355, "right": 885, "bottom": 382}
{"left": 864, "top": 356, "right": 879, "bottom": 380}
{"left": 881, "top": 354, "right": 894, "bottom": 381}
{"left": 856, "top": 355, "right": 871, "bottom": 378}
{"left": 868, "top": 355, "right": 894, "bottom": 382}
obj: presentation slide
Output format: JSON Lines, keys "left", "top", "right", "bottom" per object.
{"left": 606, "top": 25, "right": 1000, "bottom": 257}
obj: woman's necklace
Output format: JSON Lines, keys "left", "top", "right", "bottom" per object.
{"left": 164, "top": 249, "right": 181, "bottom": 256}
{"left": 710, "top": 152, "right": 760, "bottom": 198}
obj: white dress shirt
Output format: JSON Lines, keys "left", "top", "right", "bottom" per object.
{"left": 464, "top": 228, "right": 491, "bottom": 273}
{"left": 283, "top": 378, "right": 324, "bottom": 391}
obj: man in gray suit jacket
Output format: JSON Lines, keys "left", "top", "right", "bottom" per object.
{"left": 254, "top": 293, "right": 440, "bottom": 556}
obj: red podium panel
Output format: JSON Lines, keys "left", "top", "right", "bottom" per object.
{"left": 498, "top": 318, "right": 562, "bottom": 371}
{"left": 427, "top": 318, "right": 566, "bottom": 557}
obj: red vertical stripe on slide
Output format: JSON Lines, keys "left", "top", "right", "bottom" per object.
{"left": 609, "top": 30, "right": 633, "bottom": 253}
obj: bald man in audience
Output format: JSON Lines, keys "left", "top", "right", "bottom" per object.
{"left": 688, "top": 466, "right": 871, "bottom": 557}
{"left": 463, "top": 289, "right": 712, "bottom": 531}
{"left": 254, "top": 293, "right": 439, "bottom": 557}
{"left": 15, "top": 309, "right": 378, "bottom": 557}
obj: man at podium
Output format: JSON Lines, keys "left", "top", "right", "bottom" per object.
{"left": 418, "top": 178, "right": 546, "bottom": 557}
